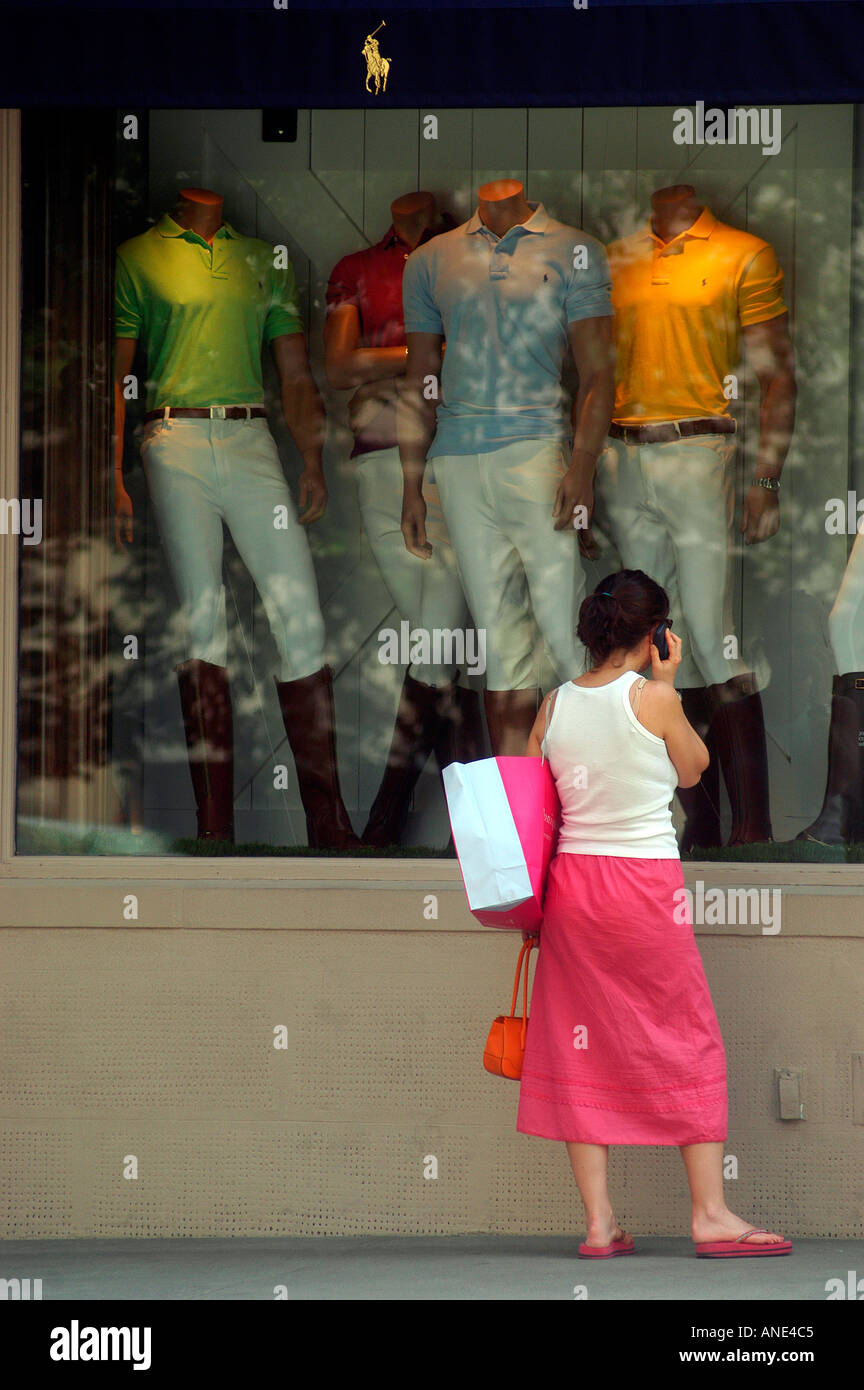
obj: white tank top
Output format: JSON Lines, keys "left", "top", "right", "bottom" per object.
{"left": 542, "top": 671, "right": 679, "bottom": 858}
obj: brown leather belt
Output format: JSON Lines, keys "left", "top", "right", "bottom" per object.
{"left": 144, "top": 406, "right": 267, "bottom": 422}
{"left": 609, "top": 417, "right": 736, "bottom": 445}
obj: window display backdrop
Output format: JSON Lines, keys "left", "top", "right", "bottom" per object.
{"left": 17, "top": 104, "right": 857, "bottom": 858}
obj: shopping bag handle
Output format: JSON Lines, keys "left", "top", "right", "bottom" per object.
{"left": 510, "top": 939, "right": 536, "bottom": 1048}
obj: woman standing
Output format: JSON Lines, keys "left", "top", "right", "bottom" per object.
{"left": 517, "top": 570, "right": 791, "bottom": 1259}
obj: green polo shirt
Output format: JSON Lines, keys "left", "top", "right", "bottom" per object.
{"left": 114, "top": 214, "right": 304, "bottom": 409}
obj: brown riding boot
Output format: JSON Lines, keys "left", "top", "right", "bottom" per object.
{"left": 274, "top": 665, "right": 363, "bottom": 851}
{"left": 361, "top": 673, "right": 441, "bottom": 848}
{"left": 797, "top": 673, "right": 864, "bottom": 846}
{"left": 484, "top": 688, "right": 540, "bottom": 756}
{"left": 706, "top": 673, "right": 773, "bottom": 846}
{"left": 433, "top": 681, "right": 487, "bottom": 773}
{"left": 175, "top": 658, "right": 235, "bottom": 843}
{"left": 678, "top": 687, "right": 722, "bottom": 852}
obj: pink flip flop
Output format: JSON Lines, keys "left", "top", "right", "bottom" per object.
{"left": 695, "top": 1228, "right": 793, "bottom": 1258}
{"left": 578, "top": 1232, "right": 635, "bottom": 1259}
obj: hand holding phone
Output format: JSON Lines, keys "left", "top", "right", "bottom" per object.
{"left": 650, "top": 622, "right": 682, "bottom": 685}
{"left": 653, "top": 619, "right": 672, "bottom": 661}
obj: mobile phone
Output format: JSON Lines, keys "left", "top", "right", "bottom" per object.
{"left": 653, "top": 619, "right": 673, "bottom": 661}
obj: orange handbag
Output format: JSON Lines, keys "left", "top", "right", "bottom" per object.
{"left": 483, "top": 938, "right": 536, "bottom": 1080}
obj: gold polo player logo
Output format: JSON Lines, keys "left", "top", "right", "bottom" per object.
{"left": 362, "top": 21, "right": 390, "bottom": 95}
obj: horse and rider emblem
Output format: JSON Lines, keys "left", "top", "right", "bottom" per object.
{"left": 362, "top": 21, "right": 391, "bottom": 95}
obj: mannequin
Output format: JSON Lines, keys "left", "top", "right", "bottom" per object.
{"left": 115, "top": 186, "right": 362, "bottom": 849}
{"left": 594, "top": 183, "right": 796, "bottom": 846}
{"left": 325, "top": 191, "right": 485, "bottom": 846}
{"left": 649, "top": 187, "right": 723, "bottom": 849}
{"left": 399, "top": 177, "right": 615, "bottom": 753}
{"left": 472, "top": 180, "right": 554, "bottom": 750}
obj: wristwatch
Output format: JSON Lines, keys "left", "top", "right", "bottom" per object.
{"left": 753, "top": 476, "right": 780, "bottom": 491}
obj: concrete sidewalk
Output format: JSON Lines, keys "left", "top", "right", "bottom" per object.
{"left": 1, "top": 1235, "right": 861, "bottom": 1300}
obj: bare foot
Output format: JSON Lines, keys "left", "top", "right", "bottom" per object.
{"left": 692, "top": 1210, "right": 786, "bottom": 1245}
{"left": 584, "top": 1218, "right": 629, "bottom": 1248}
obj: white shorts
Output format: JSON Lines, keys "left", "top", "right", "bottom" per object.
{"left": 356, "top": 446, "right": 471, "bottom": 686}
{"left": 432, "top": 438, "right": 586, "bottom": 690}
{"left": 829, "top": 517, "right": 864, "bottom": 674}
{"left": 594, "top": 433, "right": 751, "bottom": 688}
{"left": 140, "top": 415, "right": 325, "bottom": 680}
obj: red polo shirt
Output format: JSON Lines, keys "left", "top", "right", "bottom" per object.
{"left": 326, "top": 224, "right": 434, "bottom": 457}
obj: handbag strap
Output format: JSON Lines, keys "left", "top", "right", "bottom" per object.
{"left": 509, "top": 939, "right": 536, "bottom": 1047}
{"left": 540, "top": 686, "right": 559, "bottom": 766}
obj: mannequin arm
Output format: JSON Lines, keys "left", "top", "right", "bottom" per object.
{"left": 398, "top": 331, "right": 442, "bottom": 488}
{"left": 113, "top": 336, "right": 137, "bottom": 547}
{"left": 739, "top": 313, "right": 796, "bottom": 545}
{"left": 398, "top": 331, "right": 443, "bottom": 559}
{"left": 559, "top": 316, "right": 616, "bottom": 550}
{"left": 270, "top": 332, "right": 328, "bottom": 525}
{"left": 324, "top": 303, "right": 408, "bottom": 389}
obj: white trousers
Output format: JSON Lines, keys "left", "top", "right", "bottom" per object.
{"left": 432, "top": 439, "right": 585, "bottom": 690}
{"left": 140, "top": 416, "right": 325, "bottom": 680}
{"left": 829, "top": 519, "right": 864, "bottom": 674}
{"left": 356, "top": 447, "right": 470, "bottom": 687}
{"left": 594, "top": 434, "right": 751, "bottom": 688}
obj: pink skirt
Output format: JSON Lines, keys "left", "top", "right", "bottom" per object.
{"left": 516, "top": 853, "right": 728, "bottom": 1145}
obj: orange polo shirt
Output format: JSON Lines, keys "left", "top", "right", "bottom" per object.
{"left": 608, "top": 208, "right": 787, "bottom": 425}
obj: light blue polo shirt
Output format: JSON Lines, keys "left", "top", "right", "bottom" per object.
{"left": 402, "top": 202, "right": 613, "bottom": 458}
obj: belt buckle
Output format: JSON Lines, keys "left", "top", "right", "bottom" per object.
{"left": 211, "top": 405, "right": 227, "bottom": 420}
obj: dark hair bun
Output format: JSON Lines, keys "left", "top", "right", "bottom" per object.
{"left": 576, "top": 570, "right": 670, "bottom": 666}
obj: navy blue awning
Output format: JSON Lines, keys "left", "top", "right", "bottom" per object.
{"left": 0, "top": 2, "right": 860, "bottom": 107}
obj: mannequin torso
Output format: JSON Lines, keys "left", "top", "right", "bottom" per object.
{"left": 324, "top": 190, "right": 439, "bottom": 455}
{"left": 607, "top": 183, "right": 790, "bottom": 428}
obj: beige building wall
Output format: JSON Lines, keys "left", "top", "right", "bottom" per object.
{"left": 1, "top": 871, "right": 863, "bottom": 1240}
